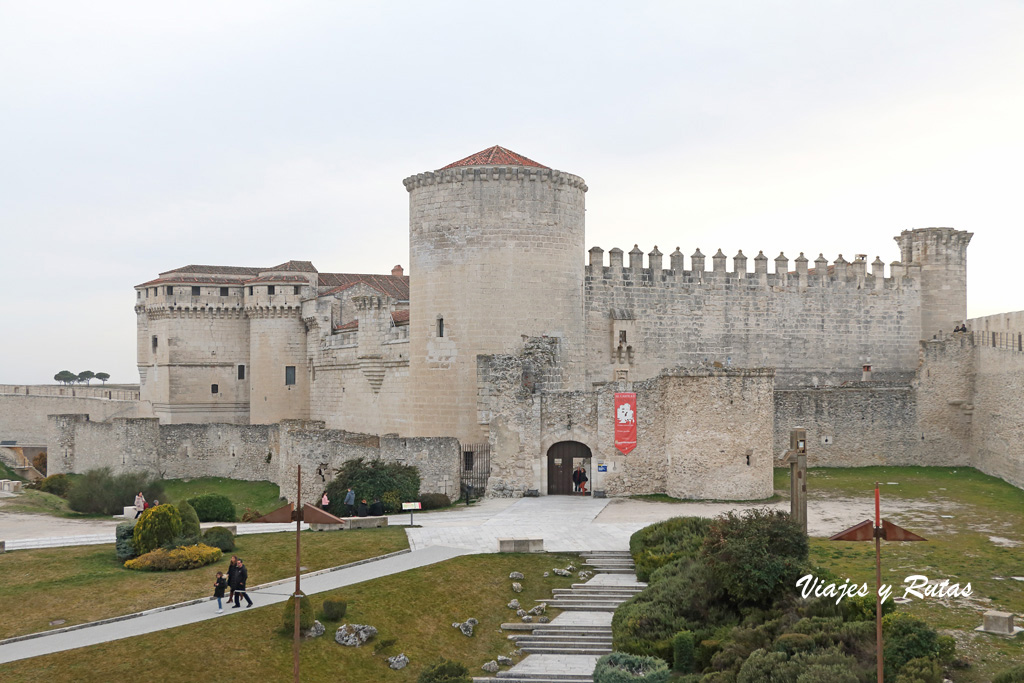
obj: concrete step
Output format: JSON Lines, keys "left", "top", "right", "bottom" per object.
{"left": 516, "top": 641, "right": 612, "bottom": 650}
{"left": 515, "top": 635, "right": 612, "bottom": 644}
{"left": 551, "top": 587, "right": 642, "bottom": 595}
{"left": 521, "top": 647, "right": 611, "bottom": 655}
{"left": 571, "top": 582, "right": 646, "bottom": 590}
{"left": 495, "top": 673, "right": 595, "bottom": 681}
{"left": 531, "top": 629, "right": 612, "bottom": 637}
{"left": 545, "top": 603, "right": 623, "bottom": 612}
{"left": 584, "top": 567, "right": 636, "bottom": 574}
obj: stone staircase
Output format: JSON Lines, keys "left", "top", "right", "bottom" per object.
{"left": 473, "top": 551, "right": 644, "bottom": 683}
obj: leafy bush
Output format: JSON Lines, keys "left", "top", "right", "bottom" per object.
{"left": 32, "top": 452, "right": 47, "bottom": 476}
{"left": 672, "top": 630, "right": 695, "bottom": 673}
{"left": 241, "top": 506, "right": 263, "bottom": 522}
{"left": 321, "top": 598, "right": 347, "bottom": 621}
{"left": 202, "top": 526, "right": 235, "bottom": 552}
{"left": 994, "top": 664, "right": 1024, "bottom": 683}
{"left": 894, "top": 656, "right": 944, "bottom": 683}
{"left": 883, "top": 613, "right": 944, "bottom": 679}
{"left": 418, "top": 492, "right": 452, "bottom": 510}
{"left": 176, "top": 500, "right": 201, "bottom": 538}
{"left": 35, "top": 474, "right": 72, "bottom": 498}
{"left": 281, "top": 591, "right": 316, "bottom": 633}
{"left": 115, "top": 521, "right": 137, "bottom": 562}
{"left": 66, "top": 468, "right": 164, "bottom": 515}
{"left": 702, "top": 508, "right": 809, "bottom": 608}
{"left": 381, "top": 490, "right": 401, "bottom": 514}
{"left": 593, "top": 652, "right": 670, "bottom": 683}
{"left": 417, "top": 658, "right": 471, "bottom": 683}
{"left": 629, "top": 516, "right": 712, "bottom": 582}
{"left": 840, "top": 591, "right": 895, "bottom": 622}
{"left": 133, "top": 504, "right": 182, "bottom": 555}
{"left": 325, "top": 458, "right": 420, "bottom": 518}
{"left": 124, "top": 544, "right": 221, "bottom": 571}
{"left": 162, "top": 535, "right": 202, "bottom": 551}
{"left": 187, "top": 493, "right": 236, "bottom": 522}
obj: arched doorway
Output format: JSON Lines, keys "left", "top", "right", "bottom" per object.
{"left": 547, "top": 441, "right": 592, "bottom": 495}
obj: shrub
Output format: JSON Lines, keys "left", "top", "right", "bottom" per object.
{"left": 202, "top": 526, "right": 235, "bottom": 552}
{"left": 417, "top": 657, "right": 471, "bottom": 683}
{"left": 994, "top": 664, "right": 1024, "bottom": 683}
{"left": 133, "top": 504, "right": 182, "bottom": 555}
{"left": 162, "top": 535, "right": 202, "bottom": 551}
{"left": 187, "top": 493, "right": 236, "bottom": 522}
{"left": 773, "top": 632, "right": 816, "bottom": 655}
{"left": 381, "top": 490, "right": 401, "bottom": 514}
{"left": 894, "top": 656, "right": 944, "bottom": 683}
{"left": 35, "top": 474, "right": 72, "bottom": 498}
{"left": 629, "top": 516, "right": 712, "bottom": 582}
{"left": 281, "top": 591, "right": 316, "bottom": 633}
{"left": 124, "top": 544, "right": 221, "bottom": 571}
{"left": 325, "top": 458, "right": 420, "bottom": 518}
{"left": 241, "top": 507, "right": 263, "bottom": 522}
{"left": 418, "top": 492, "right": 452, "bottom": 510}
{"left": 176, "top": 500, "right": 201, "bottom": 538}
{"left": 702, "top": 508, "right": 809, "bottom": 608}
{"left": 672, "top": 630, "right": 696, "bottom": 673}
{"left": 883, "top": 612, "right": 943, "bottom": 679}
{"left": 593, "top": 652, "right": 670, "bottom": 683}
{"left": 840, "top": 591, "right": 895, "bottom": 622}
{"left": 32, "top": 452, "right": 47, "bottom": 476}
{"left": 321, "top": 598, "right": 347, "bottom": 621}
{"left": 115, "top": 521, "right": 137, "bottom": 562}
{"left": 66, "top": 467, "right": 164, "bottom": 515}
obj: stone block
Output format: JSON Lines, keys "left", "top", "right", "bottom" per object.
{"left": 122, "top": 506, "right": 137, "bottom": 518}
{"left": 0, "top": 480, "right": 9, "bottom": 491}
{"left": 339, "top": 516, "right": 388, "bottom": 530}
{"left": 11, "top": 481, "right": 20, "bottom": 493}
{"left": 0, "top": 540, "right": 5, "bottom": 553}
{"left": 498, "top": 538, "right": 544, "bottom": 553}
{"left": 977, "top": 610, "right": 1022, "bottom": 635}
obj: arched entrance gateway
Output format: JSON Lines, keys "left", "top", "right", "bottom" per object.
{"left": 546, "top": 441, "right": 592, "bottom": 495}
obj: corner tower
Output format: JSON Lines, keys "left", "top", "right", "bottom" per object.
{"left": 404, "top": 146, "right": 588, "bottom": 441}
{"left": 895, "top": 228, "right": 973, "bottom": 338}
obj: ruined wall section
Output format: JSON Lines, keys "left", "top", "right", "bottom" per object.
{"left": 584, "top": 248, "right": 922, "bottom": 389}
{"left": 0, "top": 394, "right": 149, "bottom": 446}
{"left": 972, "top": 345, "right": 1024, "bottom": 489}
{"left": 913, "top": 336, "right": 975, "bottom": 464}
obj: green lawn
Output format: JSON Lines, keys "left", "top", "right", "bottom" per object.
{"left": 161, "top": 477, "right": 285, "bottom": 516}
{"left": 0, "top": 553, "right": 580, "bottom": 682}
{"left": 0, "top": 527, "right": 409, "bottom": 639}
{"left": 776, "top": 466, "right": 1024, "bottom": 682}
{"left": 0, "top": 488, "right": 98, "bottom": 517}
{"left": 0, "top": 460, "right": 25, "bottom": 481}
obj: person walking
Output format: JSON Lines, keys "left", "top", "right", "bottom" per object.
{"left": 344, "top": 487, "right": 356, "bottom": 516}
{"left": 226, "top": 555, "right": 239, "bottom": 605}
{"left": 321, "top": 491, "right": 330, "bottom": 509}
{"left": 213, "top": 571, "right": 227, "bottom": 614}
{"left": 133, "top": 492, "right": 146, "bottom": 519}
{"left": 579, "top": 467, "right": 589, "bottom": 494}
{"left": 571, "top": 468, "right": 581, "bottom": 493}
{"left": 233, "top": 558, "right": 253, "bottom": 608}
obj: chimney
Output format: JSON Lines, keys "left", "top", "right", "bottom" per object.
{"left": 392, "top": 265, "right": 404, "bottom": 277}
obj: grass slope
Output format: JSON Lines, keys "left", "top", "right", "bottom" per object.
{"left": 161, "top": 477, "right": 285, "bottom": 516}
{"left": 0, "top": 553, "right": 579, "bottom": 682}
{"left": 0, "top": 527, "right": 408, "bottom": 639}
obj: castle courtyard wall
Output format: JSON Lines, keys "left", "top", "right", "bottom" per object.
{"left": 971, "top": 345, "right": 1024, "bottom": 489}
{"left": 0, "top": 393, "right": 150, "bottom": 446}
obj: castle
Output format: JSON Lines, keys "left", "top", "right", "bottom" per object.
{"left": 7, "top": 146, "right": 1022, "bottom": 502}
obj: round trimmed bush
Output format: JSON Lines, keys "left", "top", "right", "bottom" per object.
{"left": 418, "top": 492, "right": 451, "bottom": 510}
{"left": 418, "top": 658, "right": 471, "bottom": 683}
{"left": 282, "top": 591, "right": 316, "bottom": 634}
{"left": 115, "top": 521, "right": 137, "bottom": 562}
{"left": 35, "top": 474, "right": 72, "bottom": 498}
{"left": 176, "top": 500, "right": 201, "bottom": 538}
{"left": 321, "top": 598, "right": 347, "bottom": 621}
{"left": 133, "top": 504, "right": 182, "bottom": 555}
{"left": 594, "top": 652, "right": 670, "bottom": 683}
{"left": 672, "top": 631, "right": 695, "bottom": 673}
{"left": 202, "top": 526, "right": 235, "bottom": 552}
{"left": 187, "top": 493, "right": 236, "bottom": 522}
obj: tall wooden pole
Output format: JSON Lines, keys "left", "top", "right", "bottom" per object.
{"left": 875, "top": 482, "right": 883, "bottom": 683}
{"left": 294, "top": 465, "right": 302, "bottom": 683}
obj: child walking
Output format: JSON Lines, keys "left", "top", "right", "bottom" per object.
{"left": 213, "top": 571, "right": 227, "bottom": 614}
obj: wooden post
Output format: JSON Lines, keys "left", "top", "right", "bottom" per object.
{"left": 294, "top": 465, "right": 301, "bottom": 683}
{"left": 875, "top": 482, "right": 883, "bottom": 683}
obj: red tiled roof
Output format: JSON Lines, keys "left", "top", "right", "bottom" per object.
{"left": 332, "top": 310, "right": 410, "bottom": 331}
{"left": 244, "top": 275, "right": 310, "bottom": 284}
{"left": 267, "top": 260, "right": 317, "bottom": 272}
{"left": 136, "top": 275, "right": 251, "bottom": 287}
{"left": 161, "top": 265, "right": 265, "bottom": 276}
{"left": 441, "top": 146, "right": 547, "bottom": 170}
{"left": 319, "top": 274, "right": 410, "bottom": 300}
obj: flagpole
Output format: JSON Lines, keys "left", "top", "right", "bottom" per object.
{"left": 294, "top": 465, "right": 301, "bottom": 683}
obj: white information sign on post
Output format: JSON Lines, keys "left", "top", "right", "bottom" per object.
{"left": 402, "top": 501, "right": 422, "bottom": 525}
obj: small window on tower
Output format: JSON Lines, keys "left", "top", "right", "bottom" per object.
{"left": 166, "top": 286, "right": 174, "bottom": 295}
{"left": 152, "top": 336, "right": 158, "bottom": 351}
{"left": 192, "top": 286, "right": 200, "bottom": 296}
{"left": 211, "top": 384, "right": 218, "bottom": 394}
{"left": 293, "top": 285, "right": 301, "bottom": 295}
{"left": 285, "top": 366, "right": 296, "bottom": 385}
{"left": 248, "top": 286, "right": 253, "bottom": 295}
{"left": 619, "top": 330, "right": 627, "bottom": 344}
{"left": 268, "top": 285, "right": 276, "bottom": 295}
{"left": 437, "top": 317, "right": 444, "bottom": 337}
{"left": 136, "top": 291, "right": 141, "bottom": 300}
{"left": 220, "top": 287, "right": 229, "bottom": 297}
{"left": 238, "top": 365, "right": 245, "bottom": 380}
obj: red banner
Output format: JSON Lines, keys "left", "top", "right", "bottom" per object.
{"left": 614, "top": 392, "right": 637, "bottom": 454}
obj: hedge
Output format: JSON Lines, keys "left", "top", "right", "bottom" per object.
{"left": 187, "top": 493, "right": 237, "bottom": 522}
{"left": 202, "top": 526, "right": 236, "bottom": 552}
{"left": 176, "top": 500, "right": 201, "bottom": 538}
{"left": 124, "top": 544, "right": 222, "bottom": 571}
{"left": 593, "top": 652, "right": 670, "bottom": 683}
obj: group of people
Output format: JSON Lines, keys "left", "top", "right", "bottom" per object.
{"left": 572, "top": 466, "right": 589, "bottom": 494}
{"left": 954, "top": 323, "right": 970, "bottom": 333}
{"left": 322, "top": 487, "right": 383, "bottom": 517}
{"left": 133, "top": 492, "right": 159, "bottom": 519}
{"left": 212, "top": 555, "right": 252, "bottom": 613}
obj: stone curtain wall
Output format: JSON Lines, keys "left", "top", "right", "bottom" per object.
{"left": 972, "top": 345, "right": 1024, "bottom": 489}
{"left": 584, "top": 257, "right": 922, "bottom": 389}
{"left": 0, "top": 394, "right": 150, "bottom": 446}
{"left": 380, "top": 436, "right": 461, "bottom": 501}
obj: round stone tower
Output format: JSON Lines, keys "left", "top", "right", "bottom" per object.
{"left": 404, "top": 146, "right": 588, "bottom": 441}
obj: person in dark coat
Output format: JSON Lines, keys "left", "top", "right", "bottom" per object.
{"left": 579, "top": 467, "right": 589, "bottom": 494}
{"left": 357, "top": 499, "right": 369, "bottom": 517}
{"left": 226, "top": 555, "right": 239, "bottom": 605}
{"left": 572, "top": 468, "right": 581, "bottom": 493}
{"left": 213, "top": 571, "right": 227, "bottom": 613}
{"left": 232, "top": 558, "right": 253, "bottom": 608}
{"left": 369, "top": 498, "right": 384, "bottom": 516}
{"left": 344, "top": 487, "right": 356, "bottom": 516}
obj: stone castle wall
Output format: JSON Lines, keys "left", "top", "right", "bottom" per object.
{"left": 972, "top": 345, "right": 1024, "bottom": 489}
{"left": 0, "top": 394, "right": 150, "bottom": 446}
{"left": 584, "top": 250, "right": 922, "bottom": 388}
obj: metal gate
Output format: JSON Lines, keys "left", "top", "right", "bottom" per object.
{"left": 460, "top": 442, "right": 490, "bottom": 498}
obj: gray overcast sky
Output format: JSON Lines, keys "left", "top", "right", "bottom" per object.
{"left": 2, "top": 1, "right": 1023, "bottom": 385}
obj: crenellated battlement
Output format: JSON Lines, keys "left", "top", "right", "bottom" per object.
{"left": 402, "top": 166, "right": 588, "bottom": 192}
{"left": 585, "top": 244, "right": 919, "bottom": 291}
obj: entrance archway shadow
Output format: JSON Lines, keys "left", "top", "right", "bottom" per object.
{"left": 547, "top": 441, "right": 592, "bottom": 495}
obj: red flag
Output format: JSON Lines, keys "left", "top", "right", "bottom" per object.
{"left": 614, "top": 392, "right": 637, "bottom": 454}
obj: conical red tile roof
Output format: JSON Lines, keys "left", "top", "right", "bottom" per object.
{"left": 441, "top": 146, "right": 548, "bottom": 170}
